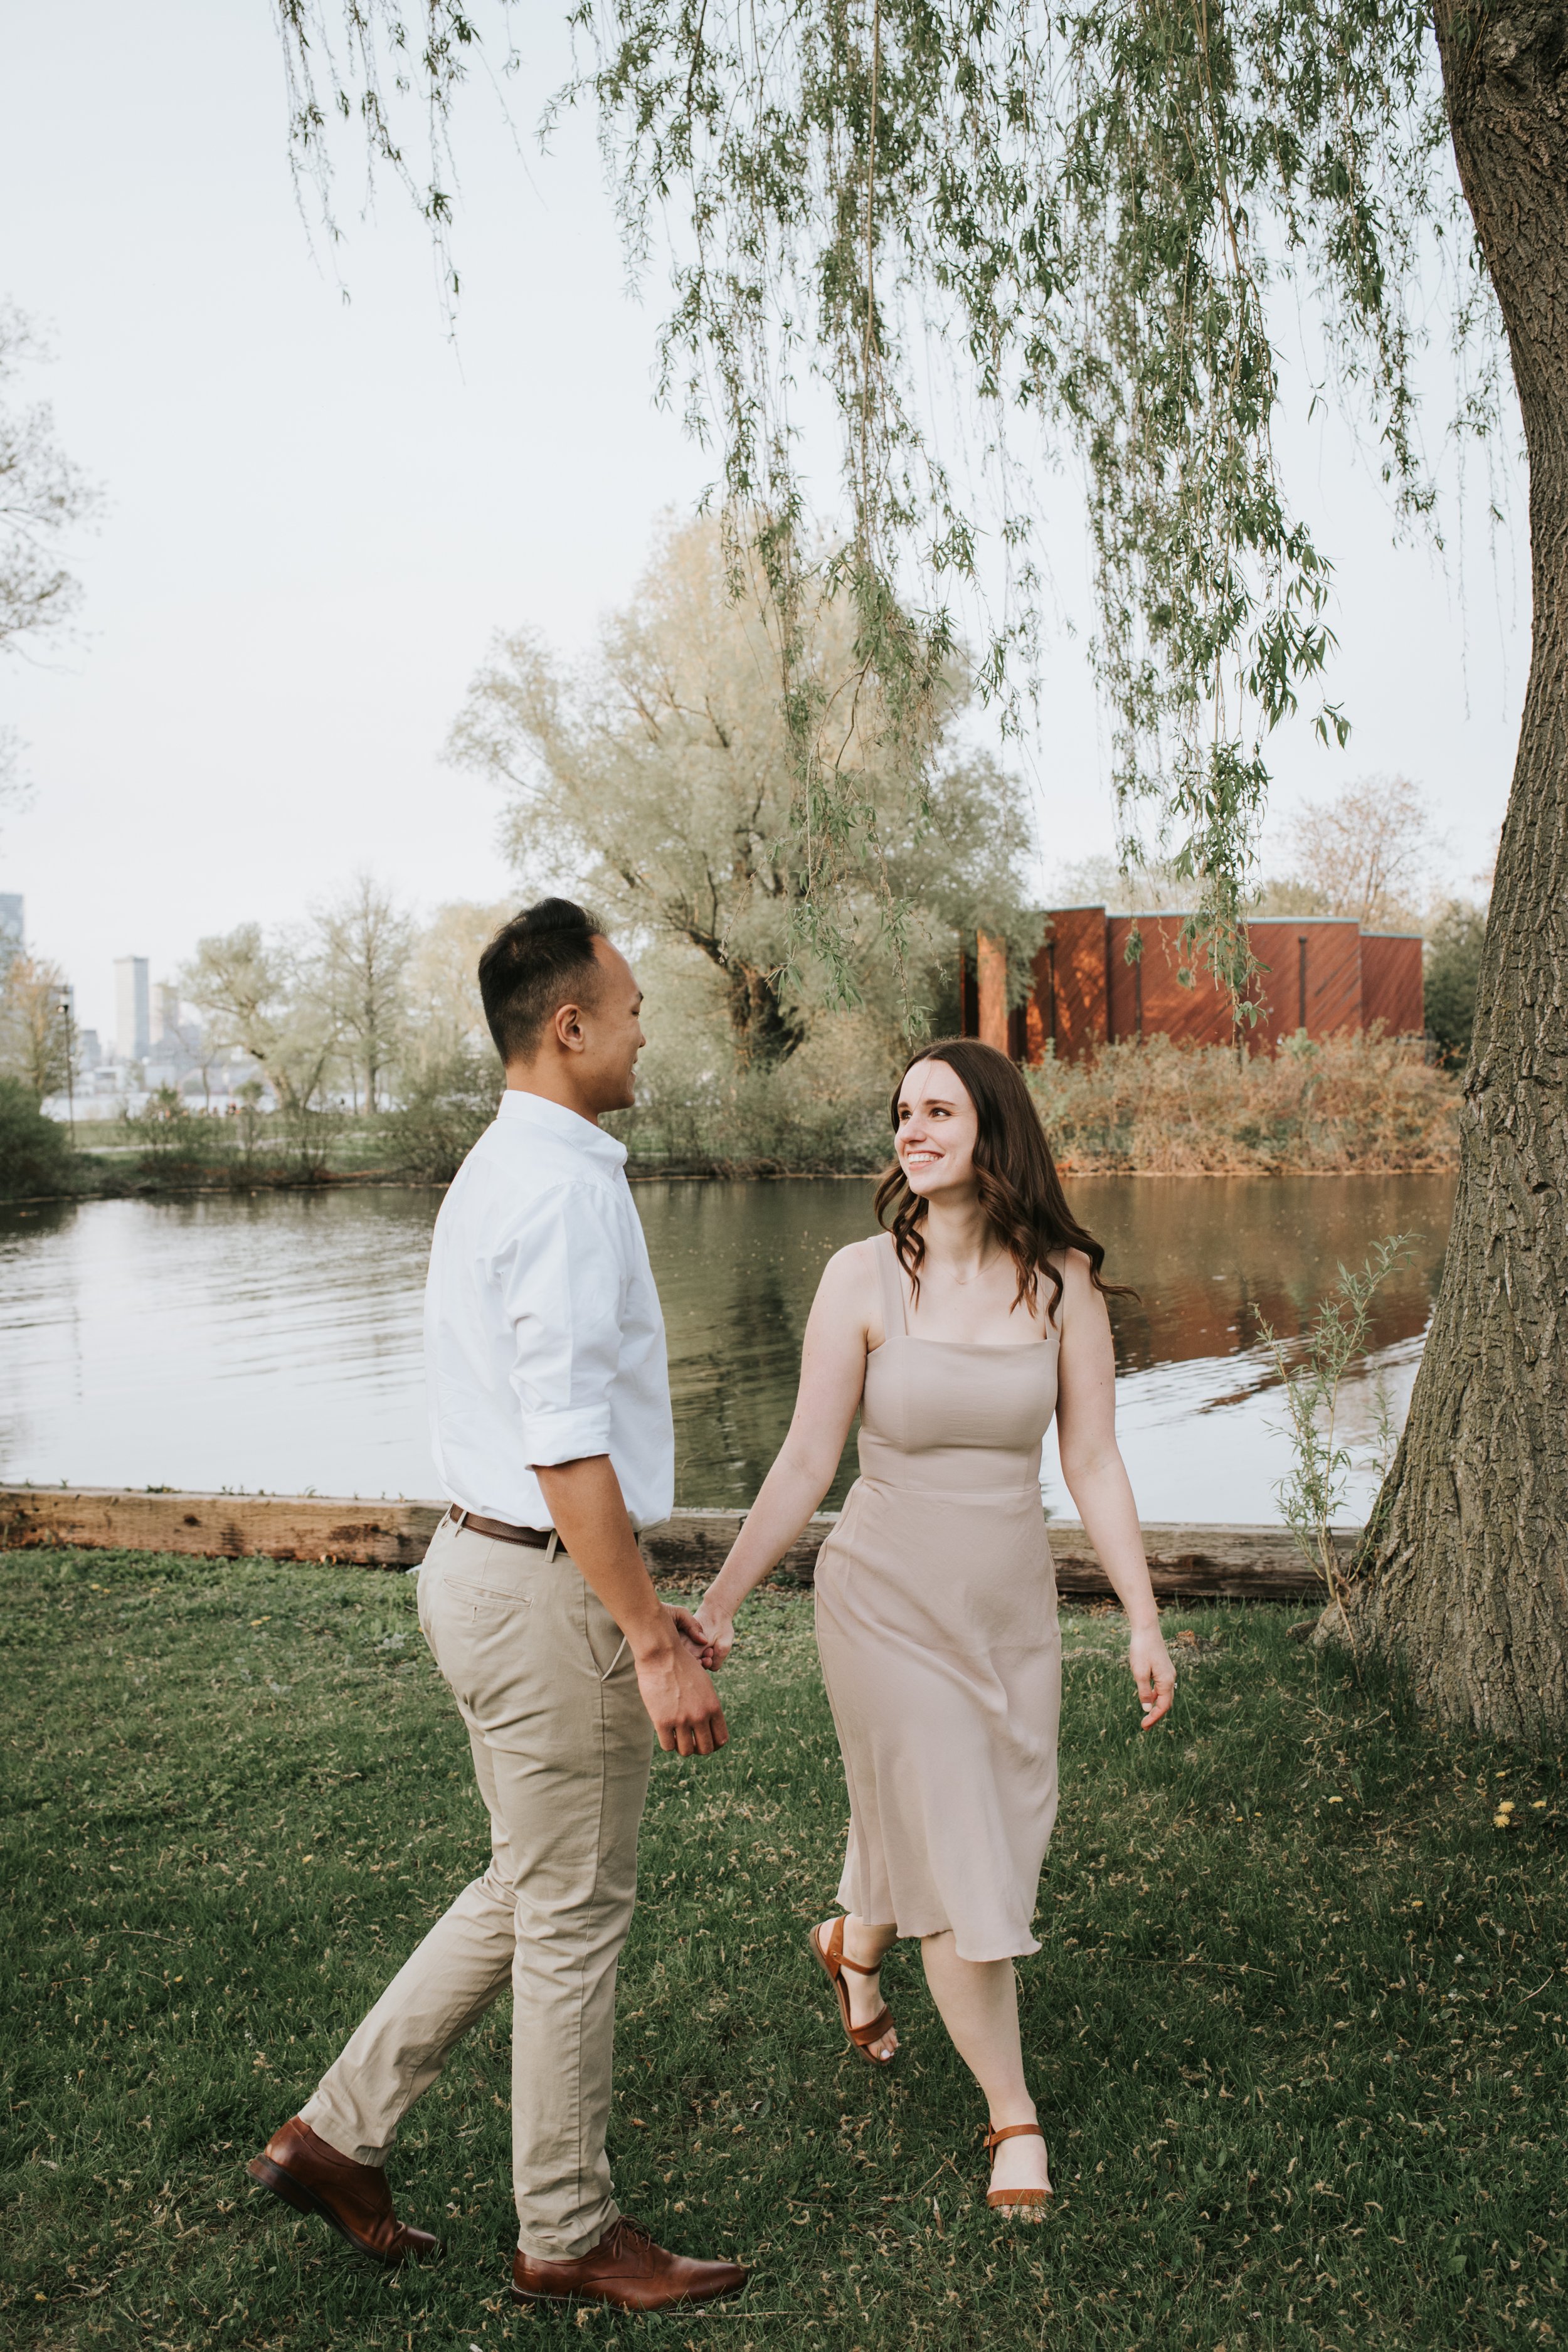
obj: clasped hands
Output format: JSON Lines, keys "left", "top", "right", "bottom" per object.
{"left": 630, "top": 1601, "right": 731, "bottom": 1758}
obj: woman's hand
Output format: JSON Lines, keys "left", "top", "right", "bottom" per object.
{"left": 689, "top": 1589, "right": 737, "bottom": 1671}
{"left": 666, "top": 1604, "right": 718, "bottom": 1665}
{"left": 1128, "top": 1623, "right": 1176, "bottom": 1729}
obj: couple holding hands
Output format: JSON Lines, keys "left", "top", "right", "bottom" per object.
{"left": 248, "top": 896, "right": 1176, "bottom": 2312}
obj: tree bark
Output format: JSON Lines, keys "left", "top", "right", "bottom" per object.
{"left": 724, "top": 958, "right": 806, "bottom": 1065}
{"left": 1357, "top": 4, "right": 1568, "bottom": 1735}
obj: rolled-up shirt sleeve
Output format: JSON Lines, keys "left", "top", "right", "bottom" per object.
{"left": 497, "top": 1182, "right": 626, "bottom": 1466}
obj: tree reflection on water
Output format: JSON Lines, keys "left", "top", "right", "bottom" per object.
{"left": 0, "top": 1174, "right": 1454, "bottom": 1523}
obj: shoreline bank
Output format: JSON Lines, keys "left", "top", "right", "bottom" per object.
{"left": 4, "top": 1033, "right": 1459, "bottom": 1204}
{"left": 3, "top": 1157, "right": 1461, "bottom": 1213}
{"left": 0, "top": 1483, "right": 1347, "bottom": 1599}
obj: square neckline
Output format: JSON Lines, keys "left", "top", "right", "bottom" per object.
{"left": 871, "top": 1232, "right": 1057, "bottom": 1352}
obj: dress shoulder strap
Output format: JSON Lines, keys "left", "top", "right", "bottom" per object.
{"left": 874, "top": 1231, "right": 909, "bottom": 1338}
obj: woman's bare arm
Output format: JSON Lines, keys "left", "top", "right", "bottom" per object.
{"left": 1054, "top": 1251, "right": 1177, "bottom": 1729}
{"left": 692, "top": 1244, "right": 876, "bottom": 1663}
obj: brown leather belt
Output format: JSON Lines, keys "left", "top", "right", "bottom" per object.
{"left": 447, "top": 1507, "right": 561, "bottom": 1552}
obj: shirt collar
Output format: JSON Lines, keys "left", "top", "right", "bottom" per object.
{"left": 496, "top": 1086, "right": 628, "bottom": 1168}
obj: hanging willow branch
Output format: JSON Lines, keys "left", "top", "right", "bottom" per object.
{"left": 272, "top": 1, "right": 1498, "bottom": 1000}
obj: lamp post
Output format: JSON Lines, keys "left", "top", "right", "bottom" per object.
{"left": 57, "top": 993, "right": 76, "bottom": 1146}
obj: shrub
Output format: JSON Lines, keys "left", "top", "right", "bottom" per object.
{"left": 127, "top": 1087, "right": 233, "bottom": 1190}
{"left": 0, "top": 1077, "right": 78, "bottom": 1199}
{"left": 1424, "top": 899, "right": 1488, "bottom": 1069}
{"left": 274, "top": 1102, "right": 344, "bottom": 1182}
{"left": 384, "top": 1054, "right": 501, "bottom": 1183}
{"left": 611, "top": 1007, "right": 897, "bottom": 1175}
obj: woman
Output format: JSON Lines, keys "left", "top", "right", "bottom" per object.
{"left": 692, "top": 1039, "right": 1175, "bottom": 2216}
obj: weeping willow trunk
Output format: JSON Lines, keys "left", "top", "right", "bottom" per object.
{"left": 1357, "top": 3, "right": 1568, "bottom": 1735}
{"left": 723, "top": 961, "right": 805, "bottom": 1067}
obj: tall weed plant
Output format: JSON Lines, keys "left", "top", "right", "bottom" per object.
{"left": 1258, "top": 1234, "right": 1414, "bottom": 1651}
{"left": 1027, "top": 1032, "right": 1457, "bottom": 1173}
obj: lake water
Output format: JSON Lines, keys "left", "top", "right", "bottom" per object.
{"left": 0, "top": 1174, "right": 1456, "bottom": 1523}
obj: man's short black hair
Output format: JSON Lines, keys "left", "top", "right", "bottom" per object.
{"left": 478, "top": 898, "right": 606, "bottom": 1066}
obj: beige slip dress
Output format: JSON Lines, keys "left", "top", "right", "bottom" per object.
{"left": 813, "top": 1231, "right": 1063, "bottom": 1963}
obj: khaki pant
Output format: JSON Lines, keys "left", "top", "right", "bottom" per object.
{"left": 301, "top": 1516, "right": 654, "bottom": 2259}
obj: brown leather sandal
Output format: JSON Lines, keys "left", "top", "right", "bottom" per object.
{"left": 984, "top": 2121, "right": 1053, "bottom": 2212}
{"left": 808, "top": 1917, "right": 896, "bottom": 2064}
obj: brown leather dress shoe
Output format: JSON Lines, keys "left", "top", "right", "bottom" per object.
{"left": 511, "top": 2215, "right": 748, "bottom": 2311}
{"left": 247, "top": 2115, "right": 440, "bottom": 2266}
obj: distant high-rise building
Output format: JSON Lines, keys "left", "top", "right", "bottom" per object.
{"left": 77, "top": 1027, "right": 102, "bottom": 1071}
{"left": 0, "top": 893, "right": 21, "bottom": 976}
{"left": 151, "top": 981, "right": 181, "bottom": 1043}
{"left": 115, "top": 955, "right": 150, "bottom": 1061}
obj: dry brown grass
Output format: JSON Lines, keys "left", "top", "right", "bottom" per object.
{"left": 1027, "top": 1031, "right": 1459, "bottom": 1174}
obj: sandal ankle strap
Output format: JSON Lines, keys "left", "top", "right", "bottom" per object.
{"left": 984, "top": 2122, "right": 1044, "bottom": 2150}
{"left": 824, "top": 1917, "right": 882, "bottom": 1974}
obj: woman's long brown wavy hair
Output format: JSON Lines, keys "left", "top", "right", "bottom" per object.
{"left": 872, "top": 1037, "right": 1135, "bottom": 1325}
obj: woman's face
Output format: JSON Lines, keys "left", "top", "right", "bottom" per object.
{"left": 894, "top": 1056, "right": 980, "bottom": 1199}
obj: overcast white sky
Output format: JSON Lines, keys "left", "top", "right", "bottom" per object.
{"left": 0, "top": 0, "right": 1528, "bottom": 1039}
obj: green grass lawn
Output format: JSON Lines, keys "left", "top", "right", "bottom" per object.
{"left": 3, "top": 1548, "right": 1564, "bottom": 2351}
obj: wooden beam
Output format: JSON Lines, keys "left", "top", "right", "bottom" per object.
{"left": 0, "top": 1485, "right": 446, "bottom": 1568}
{"left": 0, "top": 1486, "right": 1350, "bottom": 1600}
{"left": 976, "top": 930, "right": 1009, "bottom": 1053}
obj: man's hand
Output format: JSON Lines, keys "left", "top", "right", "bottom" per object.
{"left": 633, "top": 1618, "right": 729, "bottom": 1756}
{"left": 534, "top": 1455, "right": 733, "bottom": 1758}
{"left": 667, "top": 1604, "right": 718, "bottom": 1665}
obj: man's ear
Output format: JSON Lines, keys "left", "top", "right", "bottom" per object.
{"left": 551, "top": 998, "right": 587, "bottom": 1054}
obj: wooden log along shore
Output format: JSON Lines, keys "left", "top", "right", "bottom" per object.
{"left": 0, "top": 1485, "right": 1351, "bottom": 1600}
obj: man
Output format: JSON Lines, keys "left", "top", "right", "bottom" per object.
{"left": 249, "top": 898, "right": 745, "bottom": 2314}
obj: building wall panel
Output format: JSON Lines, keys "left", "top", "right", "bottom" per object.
{"left": 1025, "top": 906, "right": 1109, "bottom": 1062}
{"left": 1105, "top": 915, "right": 1234, "bottom": 1047}
{"left": 978, "top": 909, "right": 1418, "bottom": 1059}
{"left": 976, "top": 930, "right": 1010, "bottom": 1052}
{"left": 1360, "top": 933, "right": 1424, "bottom": 1036}
{"left": 1106, "top": 916, "right": 1140, "bottom": 1041}
{"left": 1245, "top": 919, "right": 1362, "bottom": 1049}
{"left": 958, "top": 948, "right": 978, "bottom": 1039}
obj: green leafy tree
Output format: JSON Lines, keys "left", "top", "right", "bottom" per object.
{"left": 1266, "top": 778, "right": 1441, "bottom": 932}
{"left": 312, "top": 871, "right": 415, "bottom": 1113}
{"left": 1, "top": 304, "right": 98, "bottom": 810}
{"left": 0, "top": 948, "right": 72, "bottom": 1099}
{"left": 1424, "top": 899, "right": 1488, "bottom": 1068}
{"left": 402, "top": 899, "right": 513, "bottom": 1077}
{"left": 179, "top": 923, "right": 336, "bottom": 1114}
{"left": 0, "top": 305, "right": 95, "bottom": 657}
{"left": 449, "top": 518, "right": 1039, "bottom": 1065}
{"left": 0, "top": 1074, "right": 75, "bottom": 1199}
{"left": 273, "top": 3, "right": 1568, "bottom": 1732}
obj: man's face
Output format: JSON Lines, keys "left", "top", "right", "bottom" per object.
{"left": 576, "top": 936, "right": 645, "bottom": 1113}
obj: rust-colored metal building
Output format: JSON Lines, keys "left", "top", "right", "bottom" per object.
{"left": 964, "top": 910, "right": 1423, "bottom": 1062}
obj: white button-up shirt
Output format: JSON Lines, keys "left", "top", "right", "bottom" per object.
{"left": 424, "top": 1089, "right": 674, "bottom": 1530}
